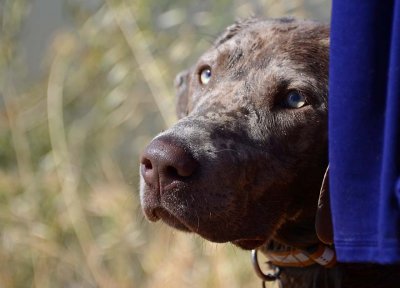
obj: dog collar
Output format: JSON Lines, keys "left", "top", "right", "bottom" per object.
{"left": 251, "top": 243, "right": 336, "bottom": 287}
{"left": 251, "top": 166, "right": 336, "bottom": 286}
{"left": 262, "top": 243, "right": 336, "bottom": 268}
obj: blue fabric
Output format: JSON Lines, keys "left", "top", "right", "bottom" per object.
{"left": 329, "top": 0, "right": 400, "bottom": 263}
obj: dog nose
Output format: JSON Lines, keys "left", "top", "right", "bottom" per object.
{"left": 140, "top": 136, "right": 198, "bottom": 189}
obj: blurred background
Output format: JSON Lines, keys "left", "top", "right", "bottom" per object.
{"left": 0, "top": 0, "right": 331, "bottom": 287}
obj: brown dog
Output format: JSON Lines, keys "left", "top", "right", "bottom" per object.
{"left": 139, "top": 18, "right": 399, "bottom": 287}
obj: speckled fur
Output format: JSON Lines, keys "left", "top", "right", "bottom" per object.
{"left": 140, "top": 18, "right": 400, "bottom": 288}
{"left": 142, "top": 18, "right": 329, "bottom": 245}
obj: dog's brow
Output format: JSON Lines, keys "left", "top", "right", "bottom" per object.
{"left": 227, "top": 47, "right": 244, "bottom": 69}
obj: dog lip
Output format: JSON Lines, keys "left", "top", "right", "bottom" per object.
{"left": 143, "top": 206, "right": 161, "bottom": 222}
{"left": 155, "top": 208, "right": 192, "bottom": 232}
{"left": 232, "top": 238, "right": 266, "bottom": 250}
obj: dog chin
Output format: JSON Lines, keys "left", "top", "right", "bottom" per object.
{"left": 232, "top": 238, "right": 267, "bottom": 250}
{"left": 156, "top": 208, "right": 192, "bottom": 232}
{"left": 160, "top": 214, "right": 268, "bottom": 249}
{"left": 157, "top": 208, "right": 244, "bottom": 244}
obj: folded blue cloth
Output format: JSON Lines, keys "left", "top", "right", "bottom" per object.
{"left": 329, "top": 0, "right": 400, "bottom": 263}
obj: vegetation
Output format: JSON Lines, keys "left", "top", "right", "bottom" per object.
{"left": 0, "top": 0, "right": 330, "bottom": 287}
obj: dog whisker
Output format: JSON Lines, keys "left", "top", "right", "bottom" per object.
{"left": 214, "top": 148, "right": 238, "bottom": 154}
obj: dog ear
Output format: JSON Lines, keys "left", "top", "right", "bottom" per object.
{"left": 175, "top": 70, "right": 190, "bottom": 119}
{"left": 315, "top": 166, "right": 334, "bottom": 245}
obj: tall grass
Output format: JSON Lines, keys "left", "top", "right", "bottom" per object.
{"left": 0, "top": 0, "right": 330, "bottom": 287}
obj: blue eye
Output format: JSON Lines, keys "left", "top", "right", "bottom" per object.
{"left": 199, "top": 67, "right": 212, "bottom": 85}
{"left": 285, "top": 91, "right": 306, "bottom": 108}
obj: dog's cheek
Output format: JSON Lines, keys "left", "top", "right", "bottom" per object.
{"left": 292, "top": 111, "right": 327, "bottom": 155}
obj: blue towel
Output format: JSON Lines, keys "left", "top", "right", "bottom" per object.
{"left": 329, "top": 0, "right": 400, "bottom": 263}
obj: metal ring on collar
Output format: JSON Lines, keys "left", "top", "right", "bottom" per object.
{"left": 251, "top": 249, "right": 281, "bottom": 282}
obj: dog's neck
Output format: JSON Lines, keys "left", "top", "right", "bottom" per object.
{"left": 273, "top": 215, "right": 320, "bottom": 248}
{"left": 254, "top": 165, "right": 340, "bottom": 287}
{"left": 273, "top": 158, "right": 329, "bottom": 249}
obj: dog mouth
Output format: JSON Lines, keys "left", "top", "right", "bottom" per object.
{"left": 232, "top": 238, "right": 267, "bottom": 250}
{"left": 151, "top": 206, "right": 260, "bottom": 244}
{"left": 153, "top": 208, "right": 192, "bottom": 232}
{"left": 154, "top": 206, "right": 269, "bottom": 249}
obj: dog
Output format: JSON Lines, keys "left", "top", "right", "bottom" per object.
{"left": 139, "top": 18, "right": 399, "bottom": 288}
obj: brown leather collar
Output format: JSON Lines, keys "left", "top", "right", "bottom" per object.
{"left": 263, "top": 243, "right": 336, "bottom": 268}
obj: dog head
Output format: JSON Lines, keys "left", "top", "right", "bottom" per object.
{"left": 140, "top": 18, "right": 329, "bottom": 250}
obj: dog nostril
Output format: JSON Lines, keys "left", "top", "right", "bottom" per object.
{"left": 165, "top": 164, "right": 195, "bottom": 179}
{"left": 165, "top": 166, "right": 179, "bottom": 179}
{"left": 140, "top": 157, "right": 157, "bottom": 187}
{"left": 142, "top": 158, "right": 153, "bottom": 170}
{"left": 141, "top": 136, "right": 199, "bottom": 187}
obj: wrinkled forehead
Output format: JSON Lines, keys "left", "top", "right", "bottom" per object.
{"left": 198, "top": 27, "right": 274, "bottom": 67}
{"left": 198, "top": 21, "right": 328, "bottom": 73}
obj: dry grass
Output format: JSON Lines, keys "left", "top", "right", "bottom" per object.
{"left": 0, "top": 0, "right": 330, "bottom": 287}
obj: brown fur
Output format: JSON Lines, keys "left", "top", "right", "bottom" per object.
{"left": 139, "top": 18, "right": 400, "bottom": 287}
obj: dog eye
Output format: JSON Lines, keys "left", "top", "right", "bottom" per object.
{"left": 285, "top": 91, "right": 306, "bottom": 108}
{"left": 199, "top": 67, "right": 212, "bottom": 85}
